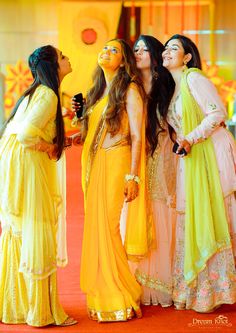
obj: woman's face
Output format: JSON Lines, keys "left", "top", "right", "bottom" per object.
{"left": 98, "top": 40, "right": 123, "bottom": 71}
{"left": 162, "top": 39, "right": 190, "bottom": 71}
{"left": 56, "top": 48, "right": 72, "bottom": 79}
{"left": 134, "top": 39, "right": 151, "bottom": 71}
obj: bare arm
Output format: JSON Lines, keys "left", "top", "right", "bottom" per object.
{"left": 124, "top": 83, "right": 144, "bottom": 202}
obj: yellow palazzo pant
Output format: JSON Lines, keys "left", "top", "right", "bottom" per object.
{"left": 0, "top": 229, "right": 68, "bottom": 326}
{"left": 0, "top": 135, "right": 67, "bottom": 327}
{"left": 81, "top": 145, "right": 142, "bottom": 322}
{"left": 0, "top": 227, "right": 67, "bottom": 326}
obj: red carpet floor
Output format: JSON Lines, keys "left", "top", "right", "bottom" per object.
{"left": 0, "top": 146, "right": 236, "bottom": 333}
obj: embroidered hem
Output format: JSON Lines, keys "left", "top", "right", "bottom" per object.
{"left": 135, "top": 269, "right": 172, "bottom": 295}
{"left": 88, "top": 306, "right": 142, "bottom": 322}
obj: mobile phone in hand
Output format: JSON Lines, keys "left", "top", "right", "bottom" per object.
{"left": 73, "top": 93, "right": 83, "bottom": 118}
{"left": 172, "top": 142, "right": 187, "bottom": 156}
{"left": 64, "top": 136, "right": 72, "bottom": 148}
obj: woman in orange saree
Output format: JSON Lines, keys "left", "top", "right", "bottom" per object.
{"left": 79, "top": 39, "right": 150, "bottom": 322}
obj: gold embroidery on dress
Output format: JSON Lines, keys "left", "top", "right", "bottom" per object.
{"left": 147, "top": 131, "right": 176, "bottom": 206}
{"left": 167, "top": 93, "right": 182, "bottom": 136}
{"left": 85, "top": 103, "right": 108, "bottom": 195}
{"left": 135, "top": 269, "right": 172, "bottom": 295}
{"left": 88, "top": 306, "right": 142, "bottom": 322}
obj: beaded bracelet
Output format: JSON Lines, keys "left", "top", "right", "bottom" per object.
{"left": 125, "top": 174, "right": 140, "bottom": 184}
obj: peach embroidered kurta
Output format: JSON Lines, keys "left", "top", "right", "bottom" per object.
{"left": 168, "top": 71, "right": 236, "bottom": 312}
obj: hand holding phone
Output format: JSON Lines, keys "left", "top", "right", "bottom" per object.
{"left": 73, "top": 93, "right": 84, "bottom": 119}
{"left": 64, "top": 136, "right": 72, "bottom": 148}
{"left": 172, "top": 141, "right": 187, "bottom": 156}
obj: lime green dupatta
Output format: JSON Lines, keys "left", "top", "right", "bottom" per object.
{"left": 181, "top": 68, "right": 231, "bottom": 285}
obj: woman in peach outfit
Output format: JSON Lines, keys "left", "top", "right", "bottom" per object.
{"left": 133, "top": 35, "right": 176, "bottom": 307}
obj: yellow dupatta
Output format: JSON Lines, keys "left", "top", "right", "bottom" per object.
{"left": 81, "top": 96, "right": 108, "bottom": 197}
{"left": 80, "top": 96, "right": 109, "bottom": 292}
{"left": 181, "top": 68, "right": 231, "bottom": 285}
{"left": 124, "top": 114, "right": 155, "bottom": 261}
{"left": 19, "top": 128, "right": 62, "bottom": 280}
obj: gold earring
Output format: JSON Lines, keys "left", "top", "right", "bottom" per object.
{"left": 153, "top": 71, "right": 158, "bottom": 80}
{"left": 182, "top": 61, "right": 188, "bottom": 71}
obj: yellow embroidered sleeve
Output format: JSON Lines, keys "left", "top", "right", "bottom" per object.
{"left": 17, "top": 86, "right": 58, "bottom": 146}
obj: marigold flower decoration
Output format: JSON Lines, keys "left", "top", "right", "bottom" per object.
{"left": 202, "top": 60, "right": 236, "bottom": 118}
{"left": 202, "top": 59, "right": 236, "bottom": 110}
{"left": 220, "top": 80, "right": 236, "bottom": 111}
{"left": 4, "top": 60, "right": 33, "bottom": 117}
{"left": 202, "top": 59, "right": 224, "bottom": 89}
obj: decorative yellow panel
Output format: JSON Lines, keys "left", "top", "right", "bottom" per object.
{"left": 4, "top": 60, "right": 33, "bottom": 118}
{"left": 59, "top": 1, "right": 122, "bottom": 98}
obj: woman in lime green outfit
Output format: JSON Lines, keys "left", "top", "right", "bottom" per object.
{"left": 78, "top": 39, "right": 150, "bottom": 322}
{"left": 0, "top": 45, "right": 77, "bottom": 326}
{"left": 163, "top": 34, "right": 236, "bottom": 312}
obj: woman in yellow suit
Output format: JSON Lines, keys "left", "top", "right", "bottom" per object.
{"left": 0, "top": 45, "right": 76, "bottom": 327}
{"left": 79, "top": 39, "right": 150, "bottom": 322}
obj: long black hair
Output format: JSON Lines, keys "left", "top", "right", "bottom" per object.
{"left": 165, "top": 34, "right": 202, "bottom": 69}
{"left": 134, "top": 35, "right": 175, "bottom": 155}
{"left": 1, "top": 45, "right": 65, "bottom": 159}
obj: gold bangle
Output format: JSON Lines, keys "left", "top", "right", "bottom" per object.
{"left": 125, "top": 174, "right": 140, "bottom": 184}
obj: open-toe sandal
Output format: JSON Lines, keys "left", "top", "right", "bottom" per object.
{"left": 59, "top": 317, "right": 78, "bottom": 326}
